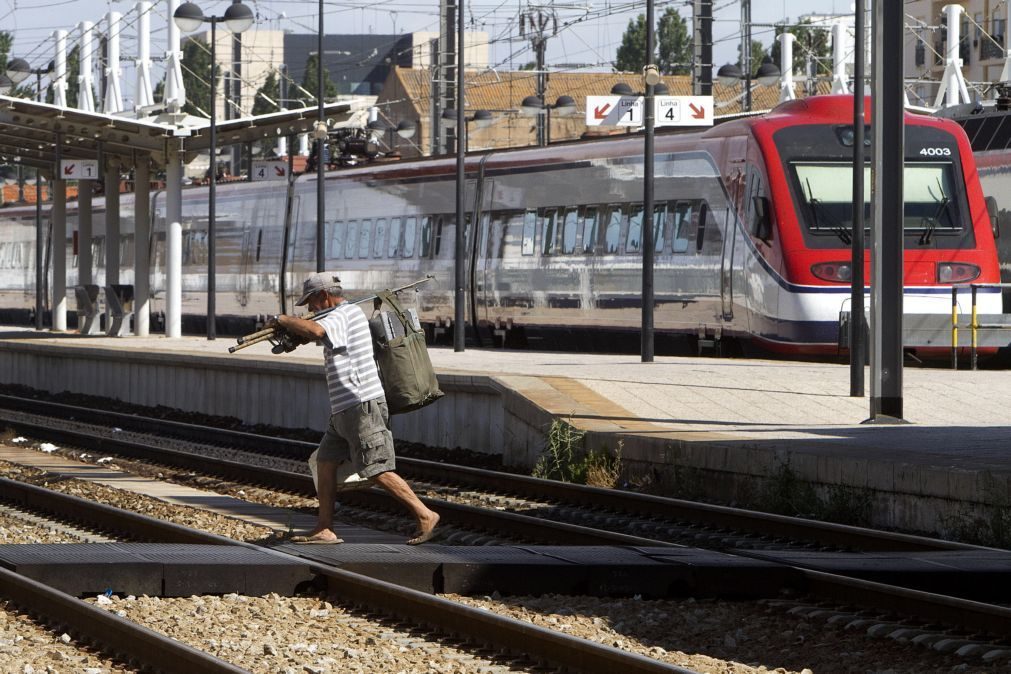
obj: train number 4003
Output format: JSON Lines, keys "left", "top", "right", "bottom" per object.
{"left": 919, "top": 147, "right": 952, "bottom": 156}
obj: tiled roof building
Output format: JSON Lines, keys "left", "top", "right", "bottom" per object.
{"left": 376, "top": 66, "right": 832, "bottom": 158}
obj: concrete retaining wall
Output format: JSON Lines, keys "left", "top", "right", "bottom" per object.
{"left": 0, "top": 341, "right": 551, "bottom": 467}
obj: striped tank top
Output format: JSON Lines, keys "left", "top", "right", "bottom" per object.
{"left": 316, "top": 302, "right": 385, "bottom": 414}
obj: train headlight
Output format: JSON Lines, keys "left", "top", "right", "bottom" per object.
{"left": 937, "top": 262, "right": 980, "bottom": 283}
{"left": 810, "top": 262, "right": 852, "bottom": 283}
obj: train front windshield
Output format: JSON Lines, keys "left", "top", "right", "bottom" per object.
{"left": 776, "top": 125, "right": 974, "bottom": 249}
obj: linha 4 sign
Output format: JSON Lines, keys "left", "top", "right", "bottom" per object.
{"left": 655, "top": 96, "right": 713, "bottom": 127}
{"left": 585, "top": 95, "right": 713, "bottom": 128}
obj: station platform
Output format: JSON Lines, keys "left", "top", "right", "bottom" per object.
{"left": 0, "top": 327, "right": 1008, "bottom": 539}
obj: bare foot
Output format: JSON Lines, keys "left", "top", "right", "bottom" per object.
{"left": 290, "top": 529, "right": 343, "bottom": 544}
{"left": 407, "top": 511, "right": 440, "bottom": 545}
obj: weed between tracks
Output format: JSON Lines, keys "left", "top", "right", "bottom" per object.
{"left": 533, "top": 419, "right": 623, "bottom": 488}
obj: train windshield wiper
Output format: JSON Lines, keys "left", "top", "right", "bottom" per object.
{"left": 919, "top": 195, "right": 950, "bottom": 246}
{"left": 804, "top": 178, "right": 851, "bottom": 245}
{"left": 809, "top": 197, "right": 851, "bottom": 245}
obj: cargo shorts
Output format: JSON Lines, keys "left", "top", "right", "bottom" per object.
{"left": 316, "top": 397, "right": 396, "bottom": 478}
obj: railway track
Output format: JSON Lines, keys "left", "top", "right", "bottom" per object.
{"left": 3, "top": 411, "right": 1011, "bottom": 670}
{"left": 0, "top": 477, "right": 692, "bottom": 673}
{"left": 0, "top": 394, "right": 987, "bottom": 554}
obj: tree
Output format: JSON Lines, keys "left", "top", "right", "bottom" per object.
{"left": 252, "top": 69, "right": 280, "bottom": 116}
{"left": 301, "top": 53, "right": 337, "bottom": 102}
{"left": 181, "top": 36, "right": 216, "bottom": 118}
{"left": 770, "top": 21, "right": 832, "bottom": 76}
{"left": 657, "top": 8, "right": 691, "bottom": 75}
{"left": 614, "top": 8, "right": 692, "bottom": 75}
{"left": 0, "top": 31, "right": 11, "bottom": 74}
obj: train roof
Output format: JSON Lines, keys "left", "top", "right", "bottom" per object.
{"left": 938, "top": 104, "right": 1011, "bottom": 153}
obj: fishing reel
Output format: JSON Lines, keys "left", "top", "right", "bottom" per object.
{"left": 268, "top": 329, "right": 301, "bottom": 354}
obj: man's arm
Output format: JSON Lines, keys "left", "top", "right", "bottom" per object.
{"left": 268, "top": 314, "right": 325, "bottom": 344}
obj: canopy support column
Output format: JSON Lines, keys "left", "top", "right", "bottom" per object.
{"left": 134, "top": 156, "right": 151, "bottom": 336}
{"left": 52, "top": 134, "right": 67, "bottom": 331}
{"left": 165, "top": 143, "right": 183, "bottom": 338}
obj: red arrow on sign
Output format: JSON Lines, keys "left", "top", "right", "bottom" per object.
{"left": 274, "top": 166, "right": 285, "bottom": 176}
{"left": 63, "top": 164, "right": 75, "bottom": 176}
{"left": 593, "top": 103, "right": 612, "bottom": 119}
{"left": 689, "top": 102, "right": 706, "bottom": 119}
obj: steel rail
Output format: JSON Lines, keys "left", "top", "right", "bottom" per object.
{"left": 0, "top": 566, "right": 247, "bottom": 674}
{"left": 0, "top": 476, "right": 237, "bottom": 545}
{"left": 797, "top": 567, "right": 1011, "bottom": 637}
{"left": 0, "top": 394, "right": 983, "bottom": 554}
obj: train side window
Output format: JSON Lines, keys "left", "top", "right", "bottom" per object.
{"left": 403, "top": 217, "right": 417, "bottom": 257}
{"left": 358, "top": 219, "right": 372, "bottom": 258}
{"left": 256, "top": 229, "right": 263, "bottom": 262}
{"left": 626, "top": 204, "right": 644, "bottom": 253}
{"left": 541, "top": 209, "right": 557, "bottom": 256}
{"left": 652, "top": 202, "right": 666, "bottom": 253}
{"left": 671, "top": 201, "right": 693, "bottom": 253}
{"left": 345, "top": 220, "right": 358, "bottom": 258}
{"left": 374, "top": 218, "right": 387, "bottom": 258}
{"left": 120, "top": 234, "right": 135, "bottom": 267}
{"left": 420, "top": 216, "right": 432, "bottom": 258}
{"left": 582, "top": 207, "right": 598, "bottom": 254}
{"left": 388, "top": 218, "right": 402, "bottom": 258}
{"left": 604, "top": 206, "right": 623, "bottom": 253}
{"left": 434, "top": 216, "right": 445, "bottom": 257}
{"left": 745, "top": 169, "right": 763, "bottom": 234}
{"left": 561, "top": 208, "right": 579, "bottom": 254}
{"left": 522, "top": 210, "right": 536, "bottom": 255}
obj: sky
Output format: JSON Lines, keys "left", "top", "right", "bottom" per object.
{"left": 0, "top": 0, "right": 852, "bottom": 104}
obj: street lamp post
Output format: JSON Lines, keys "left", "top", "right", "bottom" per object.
{"left": 455, "top": 0, "right": 465, "bottom": 352}
{"left": 6, "top": 57, "right": 53, "bottom": 331}
{"left": 643, "top": 0, "right": 657, "bottom": 363}
{"left": 443, "top": 107, "right": 493, "bottom": 349}
{"left": 608, "top": 79, "right": 668, "bottom": 361}
{"left": 174, "top": 1, "right": 254, "bottom": 340}
{"left": 316, "top": 0, "right": 325, "bottom": 273}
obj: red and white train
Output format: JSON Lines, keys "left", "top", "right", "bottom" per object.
{"left": 0, "top": 94, "right": 1000, "bottom": 357}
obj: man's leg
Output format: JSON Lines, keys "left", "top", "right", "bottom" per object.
{"left": 315, "top": 459, "right": 339, "bottom": 527}
{"left": 372, "top": 471, "right": 440, "bottom": 544}
{"left": 290, "top": 459, "right": 342, "bottom": 543}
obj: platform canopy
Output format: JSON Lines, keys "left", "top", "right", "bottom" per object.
{"left": 0, "top": 96, "right": 364, "bottom": 170}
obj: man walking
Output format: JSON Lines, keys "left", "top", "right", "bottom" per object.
{"left": 269, "top": 272, "right": 440, "bottom": 545}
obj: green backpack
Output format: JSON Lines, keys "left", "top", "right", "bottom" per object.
{"left": 369, "top": 289, "right": 444, "bottom": 414}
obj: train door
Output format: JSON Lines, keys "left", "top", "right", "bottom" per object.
{"left": 721, "top": 137, "right": 748, "bottom": 320}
